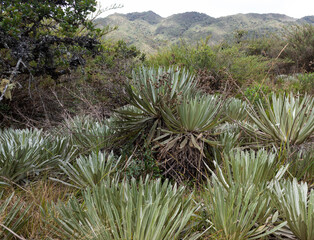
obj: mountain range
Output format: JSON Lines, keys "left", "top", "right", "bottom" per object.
{"left": 95, "top": 11, "right": 314, "bottom": 53}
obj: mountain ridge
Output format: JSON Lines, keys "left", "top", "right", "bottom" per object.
{"left": 95, "top": 11, "right": 314, "bottom": 53}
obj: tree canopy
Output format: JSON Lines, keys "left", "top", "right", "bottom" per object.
{"left": 0, "top": 0, "right": 103, "bottom": 81}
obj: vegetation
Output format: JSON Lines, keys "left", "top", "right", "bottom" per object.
{"left": 0, "top": 6, "right": 313, "bottom": 240}
{"left": 48, "top": 178, "right": 200, "bottom": 240}
{"left": 0, "top": 0, "right": 101, "bottom": 79}
{"left": 97, "top": 11, "right": 313, "bottom": 53}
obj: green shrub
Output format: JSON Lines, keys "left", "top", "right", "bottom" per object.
{"left": 120, "top": 144, "right": 161, "bottom": 179}
{"left": 243, "top": 24, "right": 314, "bottom": 73}
{"left": 214, "top": 46, "right": 270, "bottom": 85}
{"left": 282, "top": 24, "right": 314, "bottom": 72}
{"left": 243, "top": 83, "right": 272, "bottom": 106}
{"left": 148, "top": 42, "right": 270, "bottom": 89}
{"left": 275, "top": 73, "right": 314, "bottom": 94}
{"left": 295, "top": 73, "right": 314, "bottom": 94}
{"left": 148, "top": 39, "right": 215, "bottom": 72}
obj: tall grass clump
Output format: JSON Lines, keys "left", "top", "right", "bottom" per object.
{"left": 0, "top": 191, "right": 30, "bottom": 239}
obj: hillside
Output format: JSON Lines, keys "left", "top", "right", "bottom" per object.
{"left": 95, "top": 11, "right": 314, "bottom": 53}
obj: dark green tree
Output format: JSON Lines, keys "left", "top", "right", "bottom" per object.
{"left": 0, "top": 0, "right": 104, "bottom": 82}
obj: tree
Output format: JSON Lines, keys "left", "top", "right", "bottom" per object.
{"left": 0, "top": 0, "right": 103, "bottom": 87}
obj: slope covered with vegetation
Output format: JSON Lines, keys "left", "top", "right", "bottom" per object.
{"left": 0, "top": 2, "right": 313, "bottom": 240}
{"left": 96, "top": 11, "right": 314, "bottom": 52}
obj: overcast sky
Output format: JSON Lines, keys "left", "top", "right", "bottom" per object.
{"left": 98, "top": 0, "right": 314, "bottom": 18}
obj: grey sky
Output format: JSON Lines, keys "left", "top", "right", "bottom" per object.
{"left": 98, "top": 0, "right": 314, "bottom": 18}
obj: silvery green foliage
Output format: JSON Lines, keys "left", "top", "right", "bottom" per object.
{"left": 50, "top": 177, "right": 200, "bottom": 240}
{"left": 203, "top": 149, "right": 288, "bottom": 239}
{"left": 272, "top": 178, "right": 314, "bottom": 240}
{"left": 58, "top": 151, "right": 121, "bottom": 189}
{"left": 242, "top": 93, "right": 314, "bottom": 147}
{"left": 62, "top": 115, "right": 114, "bottom": 153}
{"left": 212, "top": 149, "right": 287, "bottom": 189}
{"left": 202, "top": 178, "right": 286, "bottom": 240}
{"left": 222, "top": 97, "right": 248, "bottom": 122}
{"left": 0, "top": 128, "right": 73, "bottom": 184}
{"left": 116, "top": 66, "right": 197, "bottom": 144}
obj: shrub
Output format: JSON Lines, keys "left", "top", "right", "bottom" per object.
{"left": 148, "top": 43, "right": 270, "bottom": 90}
{"left": 282, "top": 24, "right": 314, "bottom": 72}
{"left": 275, "top": 73, "right": 314, "bottom": 94}
{"left": 243, "top": 83, "right": 272, "bottom": 106}
{"left": 148, "top": 39, "right": 215, "bottom": 72}
{"left": 214, "top": 46, "right": 270, "bottom": 85}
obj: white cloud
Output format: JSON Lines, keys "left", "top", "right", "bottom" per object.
{"left": 98, "top": 0, "right": 314, "bottom": 18}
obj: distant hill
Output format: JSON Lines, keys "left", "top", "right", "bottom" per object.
{"left": 95, "top": 11, "right": 314, "bottom": 53}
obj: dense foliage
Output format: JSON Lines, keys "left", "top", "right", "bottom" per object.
{"left": 0, "top": 0, "right": 101, "bottom": 79}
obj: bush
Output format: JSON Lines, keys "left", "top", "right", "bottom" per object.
{"left": 243, "top": 83, "right": 272, "bottom": 106}
{"left": 282, "top": 24, "right": 314, "bottom": 72}
{"left": 148, "top": 42, "right": 270, "bottom": 91}
{"left": 214, "top": 46, "right": 270, "bottom": 85}
{"left": 245, "top": 24, "right": 314, "bottom": 73}
{"left": 148, "top": 39, "right": 215, "bottom": 72}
